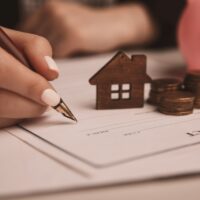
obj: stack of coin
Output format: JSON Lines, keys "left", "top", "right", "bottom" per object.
{"left": 148, "top": 78, "right": 183, "bottom": 105}
{"left": 184, "top": 71, "right": 200, "bottom": 108}
{"left": 158, "top": 91, "right": 195, "bottom": 116}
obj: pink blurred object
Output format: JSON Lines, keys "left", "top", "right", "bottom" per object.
{"left": 178, "top": 0, "right": 200, "bottom": 71}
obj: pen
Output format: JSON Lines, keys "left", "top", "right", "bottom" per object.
{"left": 0, "top": 27, "right": 77, "bottom": 122}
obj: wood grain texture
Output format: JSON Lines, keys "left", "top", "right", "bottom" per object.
{"left": 89, "top": 51, "right": 151, "bottom": 109}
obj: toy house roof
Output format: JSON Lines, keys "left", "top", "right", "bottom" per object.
{"left": 89, "top": 51, "right": 151, "bottom": 85}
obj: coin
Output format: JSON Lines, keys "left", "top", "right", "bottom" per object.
{"left": 158, "top": 91, "right": 195, "bottom": 116}
{"left": 194, "top": 103, "right": 200, "bottom": 108}
{"left": 148, "top": 78, "right": 183, "bottom": 105}
{"left": 151, "top": 78, "right": 182, "bottom": 92}
{"left": 160, "top": 91, "right": 195, "bottom": 102}
{"left": 194, "top": 97, "right": 200, "bottom": 108}
{"left": 185, "top": 70, "right": 200, "bottom": 79}
{"left": 184, "top": 70, "right": 200, "bottom": 109}
{"left": 158, "top": 108, "right": 193, "bottom": 116}
{"left": 147, "top": 90, "right": 163, "bottom": 105}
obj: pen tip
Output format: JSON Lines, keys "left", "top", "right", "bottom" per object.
{"left": 73, "top": 116, "right": 78, "bottom": 122}
{"left": 67, "top": 115, "right": 78, "bottom": 123}
{"left": 54, "top": 98, "right": 78, "bottom": 122}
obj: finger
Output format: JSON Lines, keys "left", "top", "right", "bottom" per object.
{"left": 2, "top": 27, "right": 59, "bottom": 81}
{"left": 0, "top": 118, "right": 23, "bottom": 128}
{"left": 53, "top": 37, "right": 76, "bottom": 58}
{"left": 20, "top": 0, "right": 57, "bottom": 34}
{"left": 0, "top": 89, "right": 47, "bottom": 118}
{"left": 28, "top": 10, "right": 68, "bottom": 57}
{"left": 0, "top": 47, "right": 61, "bottom": 108}
{"left": 34, "top": 21, "right": 51, "bottom": 37}
{"left": 33, "top": 20, "right": 59, "bottom": 48}
{"left": 39, "top": 23, "right": 69, "bottom": 57}
{"left": 20, "top": 9, "right": 43, "bottom": 34}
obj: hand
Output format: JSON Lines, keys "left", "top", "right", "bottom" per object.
{"left": 0, "top": 28, "right": 60, "bottom": 128}
{"left": 20, "top": 1, "right": 157, "bottom": 58}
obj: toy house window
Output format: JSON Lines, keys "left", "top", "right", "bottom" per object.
{"left": 111, "top": 93, "right": 119, "bottom": 100}
{"left": 111, "top": 84, "right": 120, "bottom": 100}
{"left": 121, "top": 83, "right": 131, "bottom": 99}
{"left": 111, "top": 84, "right": 119, "bottom": 91}
{"left": 111, "top": 83, "right": 131, "bottom": 100}
{"left": 122, "top": 92, "right": 130, "bottom": 99}
{"left": 122, "top": 84, "right": 130, "bottom": 90}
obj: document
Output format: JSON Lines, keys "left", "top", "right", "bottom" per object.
{"left": 3, "top": 51, "right": 200, "bottom": 198}
{"left": 18, "top": 102, "right": 200, "bottom": 168}
{"left": 16, "top": 51, "right": 200, "bottom": 168}
{"left": 0, "top": 130, "right": 87, "bottom": 198}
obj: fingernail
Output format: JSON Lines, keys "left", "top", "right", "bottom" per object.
{"left": 44, "top": 56, "right": 59, "bottom": 73}
{"left": 41, "top": 89, "right": 60, "bottom": 107}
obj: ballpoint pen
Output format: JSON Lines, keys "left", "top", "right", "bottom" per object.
{"left": 0, "top": 27, "right": 77, "bottom": 122}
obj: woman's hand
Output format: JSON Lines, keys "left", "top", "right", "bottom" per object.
{"left": 20, "top": 1, "right": 157, "bottom": 58}
{"left": 0, "top": 28, "right": 60, "bottom": 128}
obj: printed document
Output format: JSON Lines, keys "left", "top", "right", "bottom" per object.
{"left": 2, "top": 51, "right": 200, "bottom": 198}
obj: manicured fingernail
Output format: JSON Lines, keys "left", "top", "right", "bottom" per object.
{"left": 44, "top": 56, "right": 59, "bottom": 73}
{"left": 41, "top": 89, "right": 60, "bottom": 107}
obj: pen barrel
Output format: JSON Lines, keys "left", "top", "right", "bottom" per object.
{"left": 0, "top": 27, "right": 33, "bottom": 70}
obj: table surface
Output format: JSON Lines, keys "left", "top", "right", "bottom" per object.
{"left": 2, "top": 49, "right": 200, "bottom": 200}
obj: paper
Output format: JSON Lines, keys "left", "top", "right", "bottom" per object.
{"left": 0, "top": 130, "right": 87, "bottom": 197}
{"left": 3, "top": 51, "right": 200, "bottom": 198}
{"left": 19, "top": 103, "right": 200, "bottom": 168}
{"left": 17, "top": 51, "right": 200, "bottom": 168}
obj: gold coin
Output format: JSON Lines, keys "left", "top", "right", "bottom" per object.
{"left": 158, "top": 107, "right": 193, "bottom": 116}
{"left": 158, "top": 91, "right": 195, "bottom": 116}
{"left": 147, "top": 91, "right": 163, "bottom": 105}
{"left": 151, "top": 78, "right": 182, "bottom": 92}
{"left": 160, "top": 103, "right": 193, "bottom": 110}
{"left": 194, "top": 97, "right": 200, "bottom": 108}
{"left": 186, "top": 70, "right": 200, "bottom": 79}
{"left": 160, "top": 91, "right": 195, "bottom": 103}
{"left": 148, "top": 78, "right": 183, "bottom": 105}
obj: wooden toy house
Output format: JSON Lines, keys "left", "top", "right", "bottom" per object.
{"left": 89, "top": 51, "right": 151, "bottom": 109}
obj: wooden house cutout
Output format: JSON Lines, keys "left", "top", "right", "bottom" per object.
{"left": 89, "top": 51, "right": 151, "bottom": 109}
